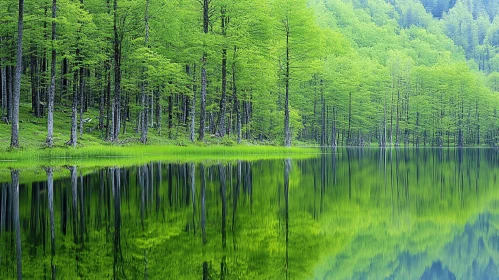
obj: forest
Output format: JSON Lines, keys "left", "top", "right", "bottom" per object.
{"left": 2, "top": 0, "right": 499, "bottom": 148}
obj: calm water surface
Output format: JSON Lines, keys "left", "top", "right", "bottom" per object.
{"left": 1, "top": 148, "right": 499, "bottom": 279}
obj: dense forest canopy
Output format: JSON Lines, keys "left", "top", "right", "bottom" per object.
{"left": 1, "top": 0, "right": 499, "bottom": 147}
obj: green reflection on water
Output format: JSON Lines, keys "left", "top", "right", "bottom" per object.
{"left": 1, "top": 148, "right": 499, "bottom": 279}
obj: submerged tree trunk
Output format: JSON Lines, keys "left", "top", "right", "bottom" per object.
{"left": 11, "top": 0, "right": 25, "bottom": 148}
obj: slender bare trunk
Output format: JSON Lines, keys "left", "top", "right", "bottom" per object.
{"left": 140, "top": 0, "right": 150, "bottom": 144}
{"left": 284, "top": 20, "right": 291, "bottom": 147}
{"left": 11, "top": 0, "right": 25, "bottom": 148}
{"left": 199, "top": 55, "right": 207, "bottom": 141}
{"left": 190, "top": 65, "right": 196, "bottom": 142}
{"left": 69, "top": 70, "right": 78, "bottom": 147}
{"left": 199, "top": 0, "right": 209, "bottom": 141}
{"left": 46, "top": 0, "right": 56, "bottom": 147}
{"left": 1, "top": 38, "right": 6, "bottom": 116}
{"left": 232, "top": 48, "right": 241, "bottom": 143}
{"left": 112, "top": 0, "right": 121, "bottom": 141}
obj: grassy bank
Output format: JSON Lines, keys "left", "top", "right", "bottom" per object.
{"left": 0, "top": 144, "right": 319, "bottom": 162}
{"left": 0, "top": 145, "right": 319, "bottom": 183}
{"left": 0, "top": 103, "right": 319, "bottom": 171}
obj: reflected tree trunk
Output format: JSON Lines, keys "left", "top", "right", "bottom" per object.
{"left": 79, "top": 171, "right": 85, "bottom": 245}
{"left": 284, "top": 159, "right": 291, "bottom": 280}
{"left": 12, "top": 169, "right": 22, "bottom": 280}
{"left": 139, "top": 164, "right": 146, "bottom": 230}
{"left": 156, "top": 162, "right": 162, "bottom": 214}
{"left": 200, "top": 163, "right": 208, "bottom": 279}
{"left": 46, "top": 168, "right": 56, "bottom": 280}
{"left": 190, "top": 163, "right": 196, "bottom": 235}
{"left": 112, "top": 167, "right": 124, "bottom": 279}
{"left": 69, "top": 166, "right": 80, "bottom": 276}
{"left": 69, "top": 167, "right": 78, "bottom": 244}
{"left": 219, "top": 164, "right": 227, "bottom": 279}
{"left": 347, "top": 148, "right": 352, "bottom": 200}
{"left": 168, "top": 164, "right": 173, "bottom": 207}
{"left": 1, "top": 183, "right": 6, "bottom": 235}
{"left": 232, "top": 161, "right": 241, "bottom": 248}
{"left": 201, "top": 164, "right": 207, "bottom": 245}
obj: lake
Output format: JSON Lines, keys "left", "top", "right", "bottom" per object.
{"left": 1, "top": 148, "right": 499, "bottom": 279}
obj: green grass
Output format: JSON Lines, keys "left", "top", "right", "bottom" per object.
{"left": 0, "top": 103, "right": 319, "bottom": 170}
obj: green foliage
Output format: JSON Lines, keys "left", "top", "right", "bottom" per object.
{"left": 1, "top": 0, "right": 499, "bottom": 153}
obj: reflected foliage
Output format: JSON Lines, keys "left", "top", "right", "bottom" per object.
{"left": 0, "top": 149, "right": 499, "bottom": 279}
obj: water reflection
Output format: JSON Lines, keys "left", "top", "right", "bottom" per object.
{"left": 0, "top": 148, "right": 499, "bottom": 279}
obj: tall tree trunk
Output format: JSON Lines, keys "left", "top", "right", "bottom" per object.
{"left": 1, "top": 55, "right": 6, "bottom": 117}
{"left": 112, "top": 0, "right": 121, "bottom": 141}
{"left": 11, "top": 0, "right": 25, "bottom": 148}
{"left": 99, "top": 70, "right": 104, "bottom": 131}
{"left": 105, "top": 62, "right": 111, "bottom": 140}
{"left": 217, "top": 7, "right": 228, "bottom": 137}
{"left": 320, "top": 79, "right": 326, "bottom": 146}
{"left": 395, "top": 87, "right": 401, "bottom": 146}
{"left": 46, "top": 0, "right": 56, "bottom": 147}
{"left": 232, "top": 47, "right": 241, "bottom": 144}
{"left": 199, "top": 0, "right": 209, "bottom": 141}
{"left": 79, "top": 66, "right": 85, "bottom": 137}
{"left": 140, "top": 0, "right": 150, "bottom": 144}
{"left": 331, "top": 107, "right": 337, "bottom": 147}
{"left": 30, "top": 49, "right": 39, "bottom": 117}
{"left": 1, "top": 37, "right": 6, "bottom": 117}
{"left": 284, "top": 20, "right": 291, "bottom": 147}
{"left": 347, "top": 91, "right": 352, "bottom": 145}
{"left": 8, "top": 65, "right": 14, "bottom": 122}
{"left": 199, "top": 55, "right": 207, "bottom": 141}
{"left": 190, "top": 64, "right": 196, "bottom": 142}
{"left": 168, "top": 93, "right": 173, "bottom": 138}
{"left": 155, "top": 90, "right": 161, "bottom": 135}
{"left": 69, "top": 70, "right": 78, "bottom": 147}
